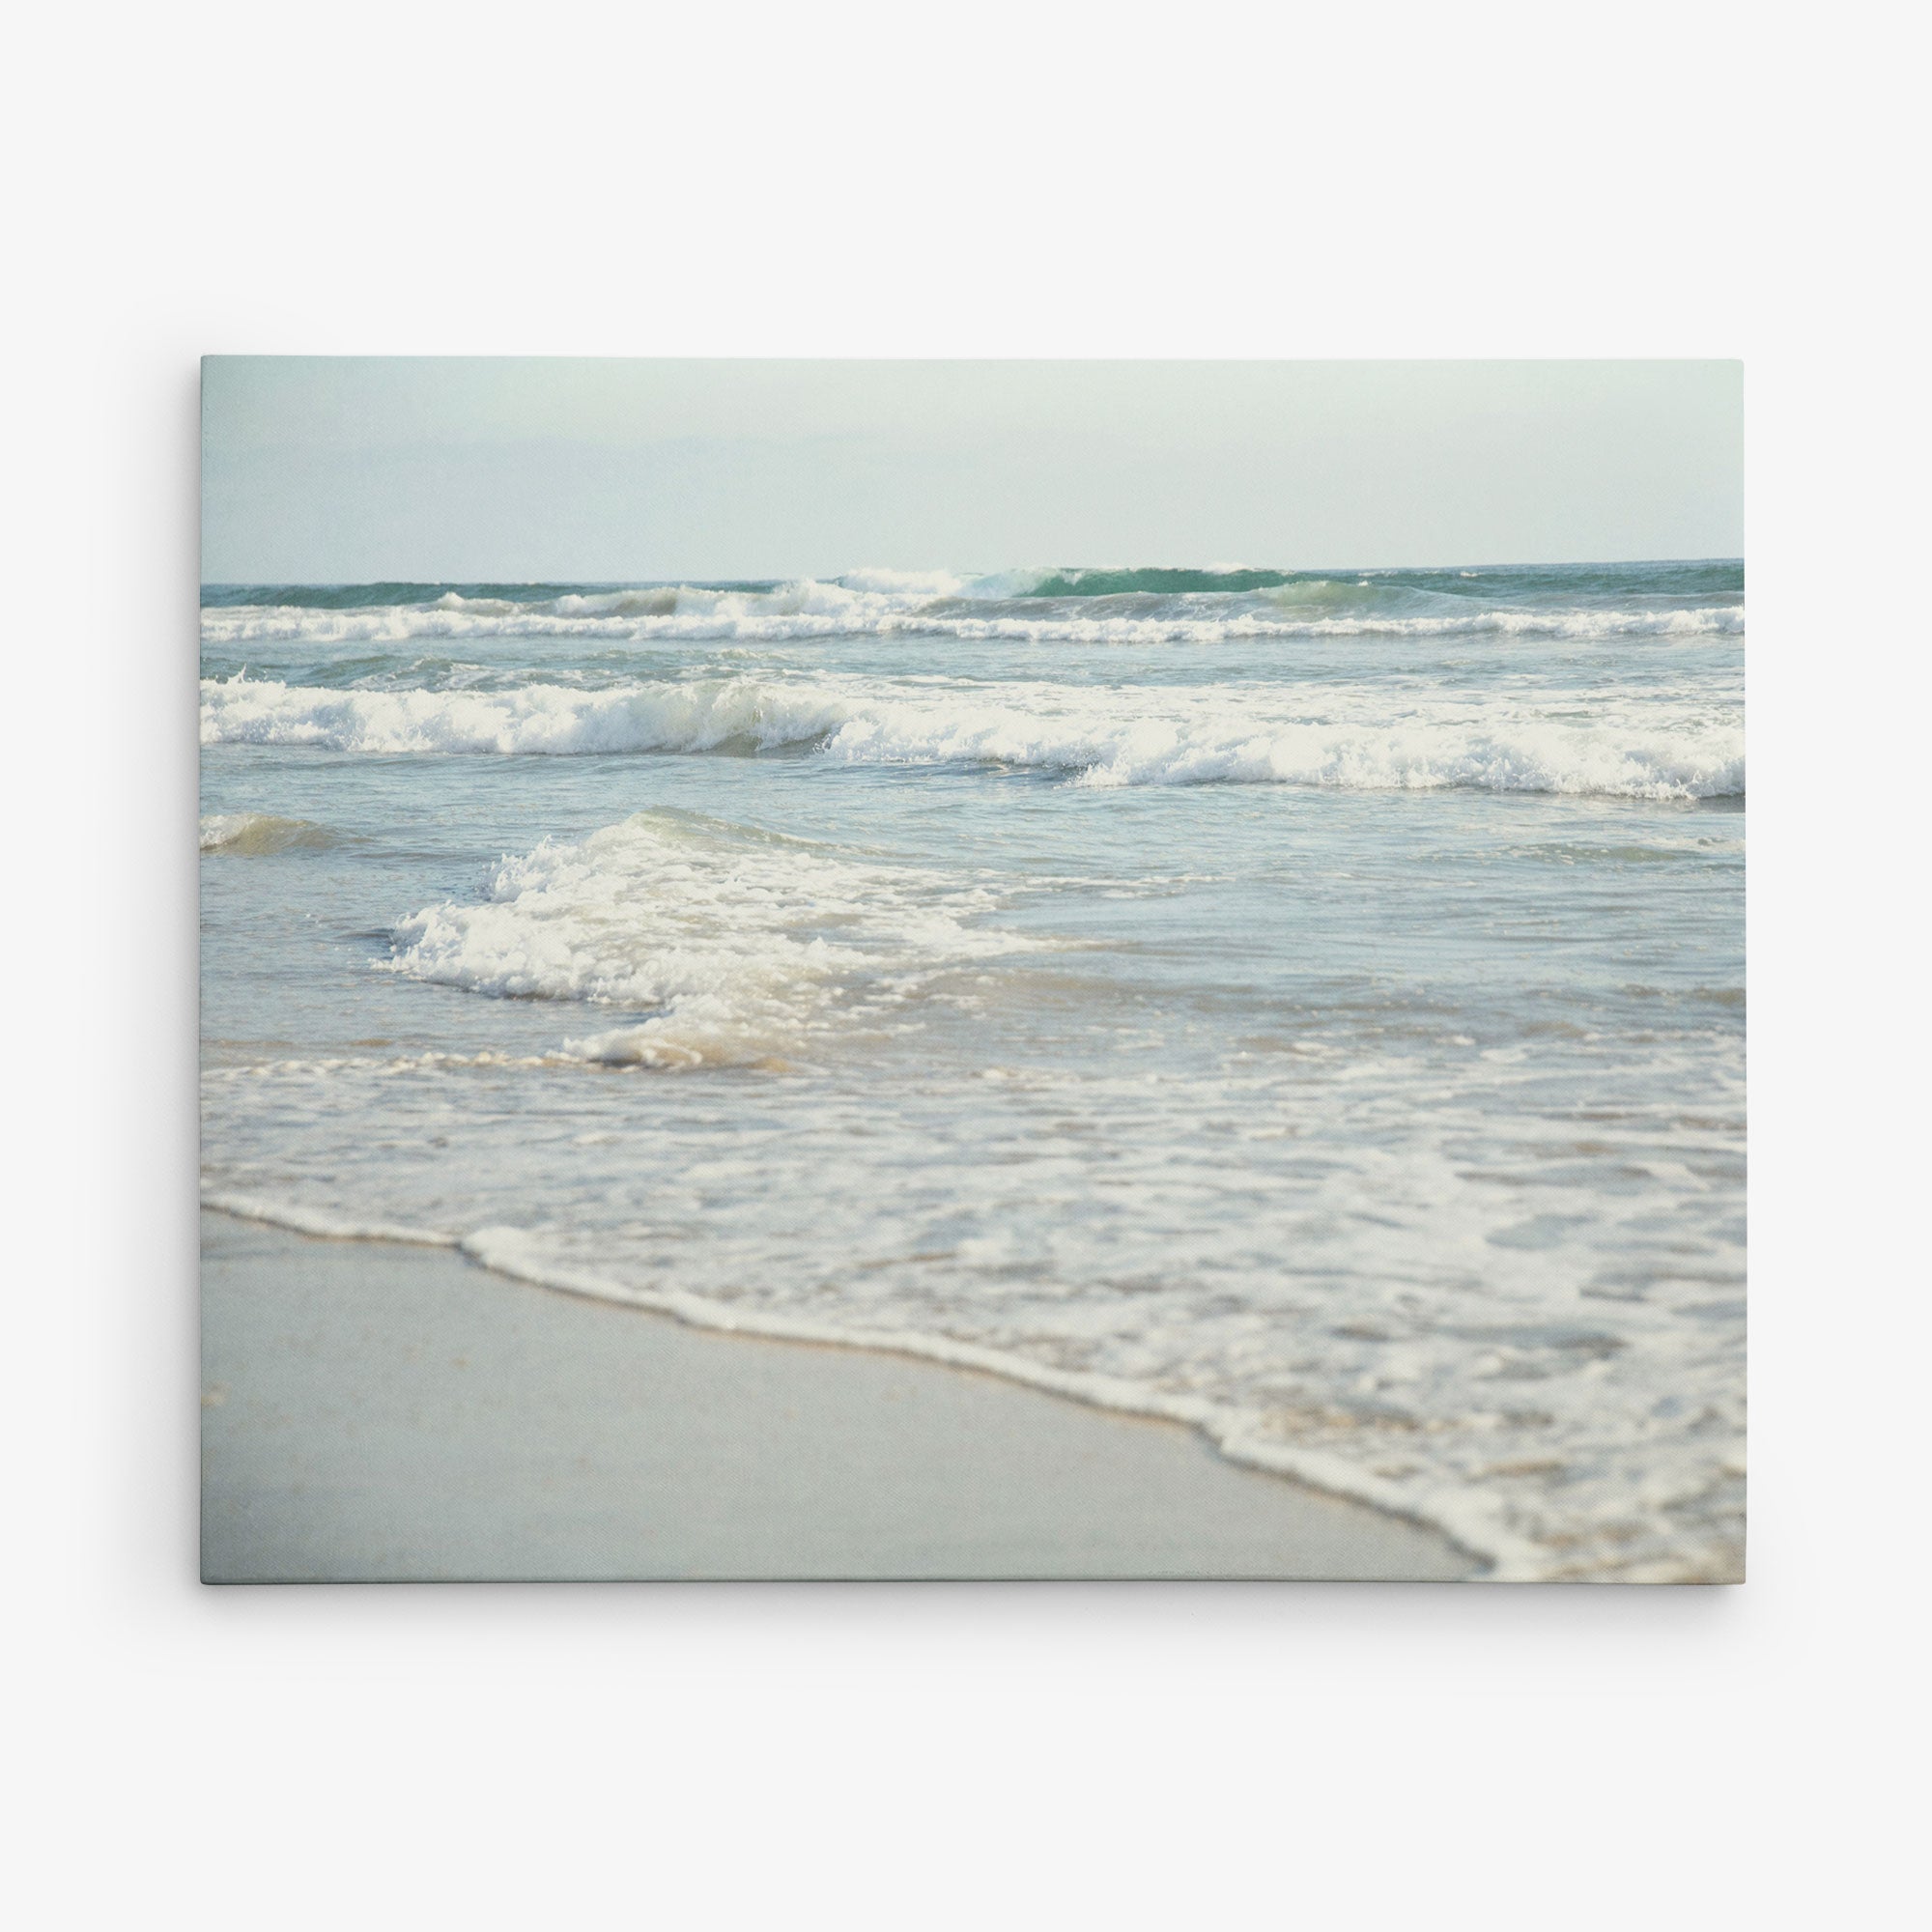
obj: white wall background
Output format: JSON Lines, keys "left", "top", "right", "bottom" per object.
{"left": 4, "top": 4, "right": 1924, "bottom": 1926}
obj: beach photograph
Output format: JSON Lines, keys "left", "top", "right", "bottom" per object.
{"left": 199, "top": 357, "right": 1745, "bottom": 1583}
{"left": 31, "top": 5, "right": 1932, "bottom": 1919}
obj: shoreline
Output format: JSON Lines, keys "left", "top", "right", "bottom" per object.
{"left": 201, "top": 1206, "right": 1484, "bottom": 1583}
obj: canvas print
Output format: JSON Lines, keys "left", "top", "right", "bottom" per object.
{"left": 199, "top": 359, "right": 1745, "bottom": 1583}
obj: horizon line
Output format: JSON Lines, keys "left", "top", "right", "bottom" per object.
{"left": 200, "top": 554, "right": 1747, "bottom": 590}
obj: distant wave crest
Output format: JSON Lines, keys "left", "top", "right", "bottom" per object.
{"left": 201, "top": 568, "right": 1745, "bottom": 648}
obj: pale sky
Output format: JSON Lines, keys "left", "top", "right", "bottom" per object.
{"left": 201, "top": 358, "right": 1742, "bottom": 583}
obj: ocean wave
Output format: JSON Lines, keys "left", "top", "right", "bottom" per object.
{"left": 198, "top": 810, "right": 335, "bottom": 854}
{"left": 204, "top": 672, "right": 1745, "bottom": 799}
{"left": 202, "top": 672, "right": 847, "bottom": 756}
{"left": 201, "top": 571, "right": 1745, "bottom": 648}
{"left": 381, "top": 809, "right": 1030, "bottom": 1069}
{"left": 202, "top": 1189, "right": 460, "bottom": 1246}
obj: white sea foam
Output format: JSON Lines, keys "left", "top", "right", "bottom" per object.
{"left": 381, "top": 809, "right": 1029, "bottom": 1068}
{"left": 203, "top": 1189, "right": 460, "bottom": 1246}
{"left": 832, "top": 566, "right": 979, "bottom": 598}
{"left": 203, "top": 671, "right": 1744, "bottom": 798}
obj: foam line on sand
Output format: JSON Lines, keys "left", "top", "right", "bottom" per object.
{"left": 200, "top": 1209, "right": 1482, "bottom": 1583}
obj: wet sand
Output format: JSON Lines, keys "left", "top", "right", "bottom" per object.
{"left": 201, "top": 1210, "right": 1480, "bottom": 1582}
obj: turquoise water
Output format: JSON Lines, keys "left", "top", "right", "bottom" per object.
{"left": 200, "top": 561, "right": 1746, "bottom": 1578}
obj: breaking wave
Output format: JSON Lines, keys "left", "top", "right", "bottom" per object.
{"left": 203, "top": 672, "right": 1744, "bottom": 799}
{"left": 381, "top": 809, "right": 1031, "bottom": 1069}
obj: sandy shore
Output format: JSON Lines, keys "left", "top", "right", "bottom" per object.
{"left": 201, "top": 1209, "right": 1479, "bottom": 1582}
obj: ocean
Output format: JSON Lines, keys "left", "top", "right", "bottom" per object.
{"left": 199, "top": 560, "right": 1746, "bottom": 1580}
